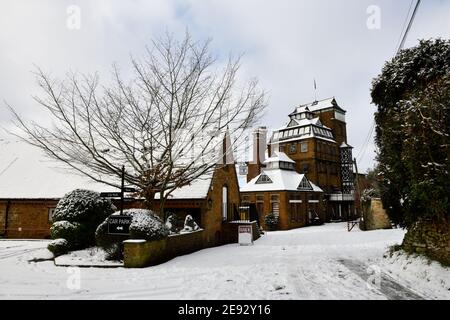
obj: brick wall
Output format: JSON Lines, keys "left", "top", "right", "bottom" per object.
{"left": 0, "top": 200, "right": 57, "bottom": 239}
{"left": 241, "top": 191, "right": 324, "bottom": 231}
{"left": 201, "top": 164, "right": 241, "bottom": 247}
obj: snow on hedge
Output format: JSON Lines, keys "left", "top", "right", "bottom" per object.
{"left": 53, "top": 189, "right": 115, "bottom": 223}
{"left": 129, "top": 210, "right": 169, "bottom": 240}
{"left": 95, "top": 208, "right": 169, "bottom": 260}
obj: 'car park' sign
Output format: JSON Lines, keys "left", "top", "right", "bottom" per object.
{"left": 108, "top": 216, "right": 132, "bottom": 235}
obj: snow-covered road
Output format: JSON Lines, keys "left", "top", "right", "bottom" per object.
{"left": 0, "top": 223, "right": 448, "bottom": 300}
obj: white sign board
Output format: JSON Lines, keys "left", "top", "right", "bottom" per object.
{"left": 238, "top": 225, "right": 253, "bottom": 246}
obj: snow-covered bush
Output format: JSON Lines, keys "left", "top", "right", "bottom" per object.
{"left": 53, "top": 189, "right": 115, "bottom": 225}
{"left": 264, "top": 212, "right": 279, "bottom": 230}
{"left": 51, "top": 189, "right": 116, "bottom": 250}
{"left": 95, "top": 209, "right": 169, "bottom": 260}
{"left": 180, "top": 215, "right": 200, "bottom": 233}
{"left": 129, "top": 210, "right": 169, "bottom": 240}
{"left": 50, "top": 220, "right": 88, "bottom": 250}
{"left": 47, "top": 238, "right": 69, "bottom": 257}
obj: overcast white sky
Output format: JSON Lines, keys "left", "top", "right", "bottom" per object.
{"left": 1, "top": 0, "right": 449, "bottom": 172}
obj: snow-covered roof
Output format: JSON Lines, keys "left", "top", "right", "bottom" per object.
{"left": 271, "top": 121, "right": 336, "bottom": 144}
{"left": 0, "top": 138, "right": 213, "bottom": 200}
{"left": 240, "top": 169, "right": 323, "bottom": 193}
{"left": 154, "top": 173, "right": 212, "bottom": 200}
{"left": 0, "top": 139, "right": 118, "bottom": 199}
{"left": 340, "top": 142, "right": 353, "bottom": 148}
{"left": 276, "top": 118, "right": 327, "bottom": 131}
{"left": 291, "top": 97, "right": 346, "bottom": 114}
{"left": 264, "top": 152, "right": 296, "bottom": 164}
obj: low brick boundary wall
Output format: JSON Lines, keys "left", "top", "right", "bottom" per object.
{"left": 123, "top": 229, "right": 205, "bottom": 268}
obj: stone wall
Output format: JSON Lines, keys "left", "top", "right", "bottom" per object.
{"left": 402, "top": 219, "right": 450, "bottom": 266}
{"left": 362, "top": 198, "right": 392, "bottom": 230}
{"left": 123, "top": 229, "right": 205, "bottom": 268}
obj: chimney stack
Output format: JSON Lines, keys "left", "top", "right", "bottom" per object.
{"left": 253, "top": 126, "right": 267, "bottom": 166}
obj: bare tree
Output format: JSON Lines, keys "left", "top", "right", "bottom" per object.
{"left": 7, "top": 31, "right": 266, "bottom": 216}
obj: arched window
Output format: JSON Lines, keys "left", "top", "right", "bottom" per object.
{"left": 222, "top": 186, "right": 228, "bottom": 221}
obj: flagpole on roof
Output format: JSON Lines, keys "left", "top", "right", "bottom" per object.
{"left": 313, "top": 79, "right": 318, "bottom": 102}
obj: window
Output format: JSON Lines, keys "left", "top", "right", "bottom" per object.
{"left": 331, "top": 164, "right": 338, "bottom": 175}
{"left": 48, "top": 208, "right": 56, "bottom": 222}
{"left": 317, "top": 142, "right": 321, "bottom": 152}
{"left": 290, "top": 194, "right": 303, "bottom": 222}
{"left": 302, "top": 163, "right": 309, "bottom": 173}
{"left": 222, "top": 186, "right": 228, "bottom": 221}
{"left": 270, "top": 194, "right": 280, "bottom": 216}
{"left": 256, "top": 174, "right": 272, "bottom": 184}
{"left": 242, "top": 195, "right": 251, "bottom": 204}
{"left": 289, "top": 143, "right": 297, "bottom": 154}
{"left": 300, "top": 142, "right": 308, "bottom": 153}
{"left": 273, "top": 132, "right": 279, "bottom": 141}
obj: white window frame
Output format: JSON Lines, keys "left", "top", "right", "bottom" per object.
{"left": 300, "top": 142, "right": 308, "bottom": 153}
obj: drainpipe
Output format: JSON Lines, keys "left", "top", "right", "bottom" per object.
{"left": 2, "top": 200, "right": 10, "bottom": 237}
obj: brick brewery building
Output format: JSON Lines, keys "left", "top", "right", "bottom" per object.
{"left": 0, "top": 133, "right": 256, "bottom": 243}
{"left": 242, "top": 97, "right": 356, "bottom": 229}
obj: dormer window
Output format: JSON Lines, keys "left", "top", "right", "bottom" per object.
{"left": 298, "top": 176, "right": 313, "bottom": 191}
{"left": 256, "top": 174, "right": 272, "bottom": 184}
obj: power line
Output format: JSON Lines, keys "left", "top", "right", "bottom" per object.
{"left": 357, "top": 0, "right": 421, "bottom": 167}
{"left": 395, "top": 0, "right": 415, "bottom": 53}
{"left": 397, "top": 0, "right": 422, "bottom": 55}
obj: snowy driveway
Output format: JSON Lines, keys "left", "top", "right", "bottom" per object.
{"left": 0, "top": 223, "right": 448, "bottom": 300}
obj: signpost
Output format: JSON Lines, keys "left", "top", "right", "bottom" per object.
{"left": 100, "top": 166, "right": 138, "bottom": 215}
{"left": 107, "top": 215, "right": 132, "bottom": 235}
{"left": 100, "top": 192, "right": 122, "bottom": 198}
{"left": 238, "top": 224, "right": 253, "bottom": 246}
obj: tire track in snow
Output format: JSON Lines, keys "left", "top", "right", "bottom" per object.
{"left": 286, "top": 258, "right": 385, "bottom": 300}
{"left": 337, "top": 259, "right": 424, "bottom": 300}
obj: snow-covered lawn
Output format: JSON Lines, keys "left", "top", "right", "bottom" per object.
{"left": 0, "top": 223, "right": 448, "bottom": 300}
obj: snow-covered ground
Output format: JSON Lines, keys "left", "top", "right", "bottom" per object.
{"left": 0, "top": 223, "right": 448, "bottom": 300}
